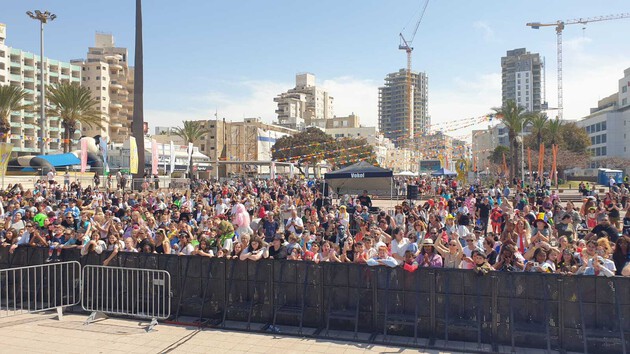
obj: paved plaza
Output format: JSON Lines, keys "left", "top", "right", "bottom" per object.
{"left": 0, "top": 312, "right": 571, "bottom": 354}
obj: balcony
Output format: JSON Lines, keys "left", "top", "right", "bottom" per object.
{"left": 110, "top": 82, "right": 123, "bottom": 90}
{"left": 110, "top": 102, "right": 123, "bottom": 109}
{"left": 110, "top": 63, "right": 123, "bottom": 70}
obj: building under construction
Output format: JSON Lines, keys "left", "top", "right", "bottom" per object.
{"left": 378, "top": 69, "right": 429, "bottom": 148}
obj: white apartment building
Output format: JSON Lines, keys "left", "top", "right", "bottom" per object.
{"left": 274, "top": 73, "right": 334, "bottom": 129}
{"left": 577, "top": 67, "right": 630, "bottom": 166}
{"left": 0, "top": 23, "right": 81, "bottom": 156}
{"left": 71, "top": 33, "right": 134, "bottom": 144}
{"left": 501, "top": 48, "right": 543, "bottom": 112}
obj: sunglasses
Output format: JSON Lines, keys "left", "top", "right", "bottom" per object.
{"left": 466, "top": 240, "right": 475, "bottom": 243}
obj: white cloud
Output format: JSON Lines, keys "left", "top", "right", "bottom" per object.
{"left": 473, "top": 21, "right": 496, "bottom": 42}
{"left": 320, "top": 76, "right": 380, "bottom": 127}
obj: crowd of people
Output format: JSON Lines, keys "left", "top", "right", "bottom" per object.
{"left": 0, "top": 173, "right": 629, "bottom": 277}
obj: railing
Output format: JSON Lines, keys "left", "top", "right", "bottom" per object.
{"left": 0, "top": 246, "right": 628, "bottom": 353}
{"left": 81, "top": 265, "right": 171, "bottom": 331}
{"left": 0, "top": 261, "right": 81, "bottom": 320}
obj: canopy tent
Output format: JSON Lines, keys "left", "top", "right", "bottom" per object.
{"left": 395, "top": 170, "right": 416, "bottom": 177}
{"left": 431, "top": 168, "right": 457, "bottom": 177}
{"left": 324, "top": 161, "right": 393, "bottom": 197}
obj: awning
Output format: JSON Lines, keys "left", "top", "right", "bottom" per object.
{"left": 35, "top": 153, "right": 81, "bottom": 167}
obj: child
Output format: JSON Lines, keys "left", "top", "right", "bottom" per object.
{"left": 402, "top": 250, "right": 418, "bottom": 272}
{"left": 586, "top": 207, "right": 598, "bottom": 229}
{"left": 490, "top": 205, "right": 503, "bottom": 234}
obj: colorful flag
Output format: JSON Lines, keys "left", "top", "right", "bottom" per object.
{"left": 129, "top": 137, "right": 138, "bottom": 174}
{"left": 99, "top": 137, "right": 109, "bottom": 176}
{"left": 270, "top": 161, "right": 276, "bottom": 179}
{"left": 0, "top": 143, "right": 13, "bottom": 178}
{"left": 151, "top": 139, "right": 158, "bottom": 175}
{"left": 289, "top": 163, "right": 294, "bottom": 179}
{"left": 80, "top": 138, "right": 88, "bottom": 173}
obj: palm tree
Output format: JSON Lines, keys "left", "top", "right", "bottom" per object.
{"left": 46, "top": 83, "right": 104, "bottom": 152}
{"left": 492, "top": 100, "right": 534, "bottom": 181}
{"left": 546, "top": 117, "right": 563, "bottom": 146}
{"left": 172, "top": 120, "right": 209, "bottom": 177}
{"left": 0, "top": 86, "right": 32, "bottom": 143}
{"left": 530, "top": 112, "right": 548, "bottom": 148}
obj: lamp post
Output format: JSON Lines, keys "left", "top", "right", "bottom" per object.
{"left": 520, "top": 119, "right": 526, "bottom": 188}
{"left": 26, "top": 10, "right": 56, "bottom": 155}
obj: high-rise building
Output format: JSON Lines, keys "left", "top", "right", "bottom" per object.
{"left": 577, "top": 67, "right": 630, "bottom": 167}
{"left": 274, "top": 73, "right": 334, "bottom": 130}
{"left": 501, "top": 48, "right": 543, "bottom": 112}
{"left": 0, "top": 23, "right": 81, "bottom": 156}
{"left": 378, "top": 69, "right": 429, "bottom": 148}
{"left": 72, "top": 33, "right": 134, "bottom": 143}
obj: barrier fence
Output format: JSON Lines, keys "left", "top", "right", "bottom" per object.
{"left": 81, "top": 265, "right": 171, "bottom": 331}
{"left": 0, "top": 261, "right": 81, "bottom": 319}
{"left": 0, "top": 246, "right": 628, "bottom": 354}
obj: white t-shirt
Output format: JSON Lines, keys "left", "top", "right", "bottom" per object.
{"left": 285, "top": 217, "right": 304, "bottom": 235}
{"left": 47, "top": 171, "right": 55, "bottom": 182}
{"left": 391, "top": 238, "right": 410, "bottom": 265}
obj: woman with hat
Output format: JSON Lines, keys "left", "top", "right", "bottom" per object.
{"left": 415, "top": 239, "right": 443, "bottom": 268}
{"left": 531, "top": 217, "right": 551, "bottom": 245}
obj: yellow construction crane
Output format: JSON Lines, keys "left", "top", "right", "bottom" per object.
{"left": 526, "top": 13, "right": 630, "bottom": 119}
{"left": 398, "top": 0, "right": 429, "bottom": 148}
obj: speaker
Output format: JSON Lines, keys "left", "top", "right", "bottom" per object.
{"left": 407, "top": 185, "right": 419, "bottom": 200}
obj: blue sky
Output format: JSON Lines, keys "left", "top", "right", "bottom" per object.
{"left": 3, "top": 0, "right": 630, "bottom": 140}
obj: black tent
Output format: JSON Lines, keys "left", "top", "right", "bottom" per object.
{"left": 324, "top": 161, "right": 393, "bottom": 197}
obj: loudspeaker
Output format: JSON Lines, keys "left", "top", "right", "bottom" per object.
{"left": 407, "top": 185, "right": 419, "bottom": 200}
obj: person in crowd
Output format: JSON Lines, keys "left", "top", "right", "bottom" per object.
{"left": 366, "top": 245, "right": 397, "bottom": 267}
{"left": 415, "top": 239, "right": 443, "bottom": 268}
{"left": 268, "top": 234, "right": 287, "bottom": 260}
{"left": 434, "top": 236, "right": 463, "bottom": 269}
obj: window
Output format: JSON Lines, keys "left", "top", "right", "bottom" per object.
{"left": 623, "top": 86, "right": 627, "bottom": 93}
{"left": 517, "top": 79, "right": 521, "bottom": 84}
{"left": 96, "top": 66, "right": 100, "bottom": 70}
{"left": 591, "top": 137, "right": 596, "bottom": 145}
{"left": 602, "top": 134, "right": 606, "bottom": 143}
{"left": 526, "top": 79, "right": 529, "bottom": 83}
{"left": 595, "top": 135, "right": 601, "bottom": 144}
{"left": 602, "top": 121, "right": 606, "bottom": 130}
{"left": 96, "top": 76, "right": 100, "bottom": 80}
{"left": 525, "top": 72, "right": 529, "bottom": 77}
{"left": 517, "top": 73, "right": 521, "bottom": 78}
{"left": 596, "top": 123, "right": 601, "bottom": 132}
{"left": 623, "top": 98, "right": 628, "bottom": 106}
{"left": 602, "top": 147, "right": 607, "bottom": 155}
{"left": 586, "top": 126, "right": 591, "bottom": 133}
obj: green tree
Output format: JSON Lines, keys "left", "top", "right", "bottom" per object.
{"left": 173, "top": 120, "right": 209, "bottom": 177}
{"left": 0, "top": 85, "right": 32, "bottom": 143}
{"left": 46, "top": 83, "right": 103, "bottom": 152}
{"left": 529, "top": 112, "right": 548, "bottom": 148}
{"left": 546, "top": 117, "right": 563, "bottom": 146}
{"left": 272, "top": 127, "right": 375, "bottom": 176}
{"left": 492, "top": 100, "right": 534, "bottom": 180}
{"left": 488, "top": 145, "right": 510, "bottom": 165}
{"left": 559, "top": 122, "right": 590, "bottom": 153}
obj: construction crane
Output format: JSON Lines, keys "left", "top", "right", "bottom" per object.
{"left": 526, "top": 13, "right": 630, "bottom": 120}
{"left": 398, "top": 0, "right": 429, "bottom": 148}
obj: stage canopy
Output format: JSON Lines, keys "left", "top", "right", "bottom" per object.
{"left": 324, "top": 161, "right": 393, "bottom": 196}
{"left": 430, "top": 167, "right": 457, "bottom": 177}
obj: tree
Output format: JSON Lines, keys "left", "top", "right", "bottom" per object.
{"left": 559, "top": 122, "right": 589, "bottom": 153}
{"left": 492, "top": 100, "right": 534, "bottom": 181}
{"left": 172, "top": 120, "right": 209, "bottom": 177}
{"left": 488, "top": 145, "right": 510, "bottom": 165}
{"left": 0, "top": 86, "right": 32, "bottom": 143}
{"left": 546, "top": 117, "right": 563, "bottom": 146}
{"left": 46, "top": 83, "right": 103, "bottom": 152}
{"left": 272, "top": 127, "right": 376, "bottom": 176}
{"left": 529, "top": 112, "right": 548, "bottom": 148}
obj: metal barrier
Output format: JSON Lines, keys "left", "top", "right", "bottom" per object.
{"left": 81, "top": 265, "right": 172, "bottom": 331}
{"left": 0, "top": 261, "right": 81, "bottom": 319}
{"left": 2, "top": 247, "right": 629, "bottom": 353}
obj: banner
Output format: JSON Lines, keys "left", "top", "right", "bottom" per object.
{"left": 289, "top": 163, "right": 294, "bottom": 179}
{"left": 187, "top": 142, "right": 193, "bottom": 174}
{"left": 169, "top": 141, "right": 175, "bottom": 174}
{"left": 552, "top": 144, "right": 559, "bottom": 187}
{"left": 80, "top": 138, "right": 88, "bottom": 173}
{"left": 129, "top": 137, "right": 138, "bottom": 174}
{"left": 527, "top": 148, "right": 532, "bottom": 185}
{"left": 99, "top": 137, "right": 109, "bottom": 176}
{"left": 151, "top": 139, "right": 158, "bottom": 176}
{"left": 270, "top": 161, "right": 276, "bottom": 179}
{"left": 0, "top": 143, "right": 13, "bottom": 178}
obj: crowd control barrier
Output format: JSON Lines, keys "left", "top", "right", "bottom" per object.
{"left": 0, "top": 246, "right": 628, "bottom": 354}
{"left": 81, "top": 265, "right": 171, "bottom": 331}
{"left": 0, "top": 261, "right": 81, "bottom": 319}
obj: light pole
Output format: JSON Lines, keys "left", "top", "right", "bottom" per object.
{"left": 26, "top": 10, "right": 56, "bottom": 155}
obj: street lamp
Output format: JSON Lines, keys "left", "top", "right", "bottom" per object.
{"left": 26, "top": 10, "right": 56, "bottom": 155}
{"left": 520, "top": 119, "right": 526, "bottom": 188}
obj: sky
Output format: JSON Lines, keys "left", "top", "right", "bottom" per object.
{"left": 3, "top": 0, "right": 630, "bottom": 141}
